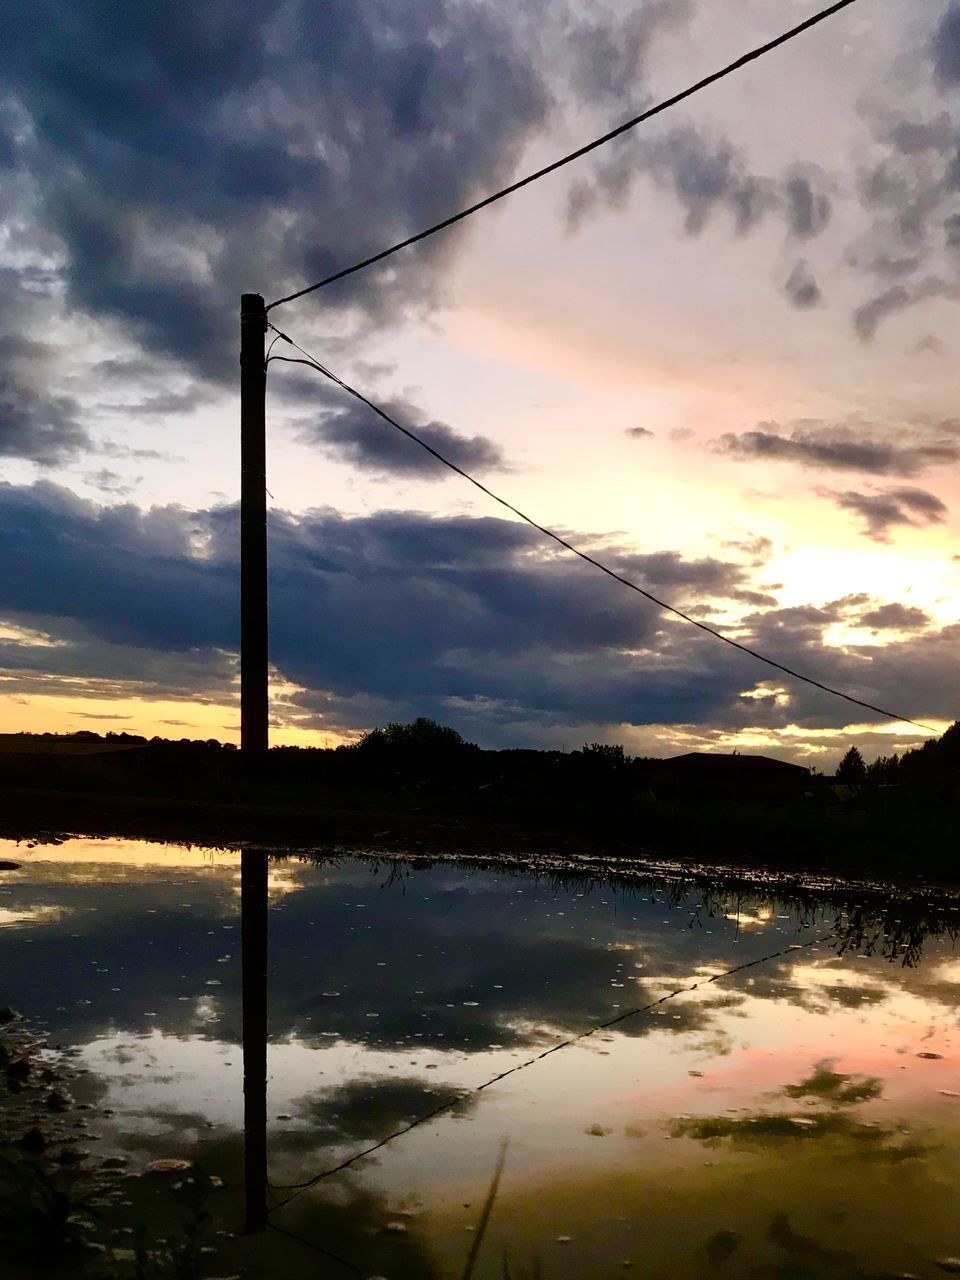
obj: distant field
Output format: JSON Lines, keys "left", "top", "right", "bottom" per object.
{"left": 0, "top": 735, "right": 145, "bottom": 757}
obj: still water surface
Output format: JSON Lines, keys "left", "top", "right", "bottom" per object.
{"left": 1, "top": 838, "right": 959, "bottom": 1278}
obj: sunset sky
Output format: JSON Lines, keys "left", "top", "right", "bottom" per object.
{"left": 1, "top": 0, "right": 958, "bottom": 765}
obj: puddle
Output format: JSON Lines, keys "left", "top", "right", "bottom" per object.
{"left": 1, "top": 837, "right": 959, "bottom": 1277}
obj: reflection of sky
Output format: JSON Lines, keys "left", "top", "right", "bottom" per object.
{"left": 1, "top": 839, "right": 959, "bottom": 1277}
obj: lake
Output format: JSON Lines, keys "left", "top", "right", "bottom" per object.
{"left": 1, "top": 837, "right": 959, "bottom": 1278}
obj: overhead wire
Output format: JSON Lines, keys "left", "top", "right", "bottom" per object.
{"left": 265, "top": 0, "right": 861, "bottom": 312}
{"left": 265, "top": 325, "right": 935, "bottom": 732}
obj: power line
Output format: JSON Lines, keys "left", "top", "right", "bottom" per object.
{"left": 267, "top": 926, "right": 838, "bottom": 1211}
{"left": 267, "top": 1220, "right": 364, "bottom": 1275}
{"left": 266, "top": 0, "right": 861, "bottom": 313}
{"left": 265, "top": 324, "right": 935, "bottom": 733}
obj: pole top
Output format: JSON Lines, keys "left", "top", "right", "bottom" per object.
{"left": 241, "top": 293, "right": 266, "bottom": 316}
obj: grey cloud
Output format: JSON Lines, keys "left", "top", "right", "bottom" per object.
{"left": 96, "top": 387, "right": 214, "bottom": 418}
{"left": 782, "top": 170, "right": 832, "bottom": 239}
{"left": 783, "top": 260, "right": 822, "bottom": 309}
{"left": 614, "top": 549, "right": 775, "bottom": 606}
{"left": 99, "top": 441, "right": 178, "bottom": 462}
{"left": 3, "top": 0, "right": 550, "bottom": 378}
{"left": 567, "top": 125, "right": 832, "bottom": 245}
{"left": 296, "top": 393, "right": 506, "bottom": 478}
{"left": 721, "top": 535, "right": 774, "bottom": 565}
{"left": 90, "top": 356, "right": 169, "bottom": 383}
{"left": 853, "top": 285, "right": 911, "bottom": 341}
{"left": 933, "top": 4, "right": 960, "bottom": 86}
{"left": 849, "top": 6, "right": 960, "bottom": 341}
{"left": 626, "top": 426, "right": 654, "bottom": 439}
{"left": 833, "top": 486, "right": 947, "bottom": 541}
{"left": 914, "top": 334, "right": 945, "bottom": 355}
{"left": 888, "top": 114, "right": 954, "bottom": 155}
{"left": 714, "top": 418, "right": 960, "bottom": 477}
{"left": 0, "top": 319, "right": 90, "bottom": 464}
{"left": 567, "top": 0, "right": 691, "bottom": 104}
{"left": 858, "top": 602, "right": 930, "bottom": 630}
{"left": 81, "top": 468, "right": 138, "bottom": 496}
{"left": 853, "top": 277, "right": 955, "bottom": 341}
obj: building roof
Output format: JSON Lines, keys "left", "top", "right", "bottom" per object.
{"left": 663, "top": 752, "right": 808, "bottom": 774}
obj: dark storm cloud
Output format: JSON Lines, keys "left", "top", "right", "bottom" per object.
{"left": 714, "top": 418, "right": 960, "bottom": 477}
{"left": 0, "top": 482, "right": 770, "bottom": 733}
{"left": 727, "top": 603, "right": 958, "bottom": 731}
{"left": 832, "top": 486, "right": 947, "bottom": 541}
{"left": 0, "top": 482, "right": 952, "bottom": 737}
{"left": 615, "top": 549, "right": 775, "bottom": 606}
{"left": 783, "top": 260, "right": 822, "bottom": 309}
{"left": 3, "top": 0, "right": 550, "bottom": 377}
{"left": 297, "top": 394, "right": 506, "bottom": 477}
{"left": 858, "top": 602, "right": 929, "bottom": 631}
{"left": 567, "top": 125, "right": 832, "bottom": 244}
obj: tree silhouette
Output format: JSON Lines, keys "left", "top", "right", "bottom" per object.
{"left": 836, "top": 746, "right": 867, "bottom": 783}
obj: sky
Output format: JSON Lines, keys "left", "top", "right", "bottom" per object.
{"left": 0, "top": 0, "right": 958, "bottom": 765}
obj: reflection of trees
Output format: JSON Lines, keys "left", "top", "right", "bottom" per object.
{"left": 275, "top": 850, "right": 960, "bottom": 969}
{"left": 670, "top": 1061, "right": 924, "bottom": 1163}
{"left": 278, "top": 1074, "right": 475, "bottom": 1153}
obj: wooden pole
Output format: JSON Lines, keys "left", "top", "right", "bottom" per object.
{"left": 240, "top": 295, "right": 268, "bottom": 1232}
{"left": 240, "top": 292, "right": 268, "bottom": 756}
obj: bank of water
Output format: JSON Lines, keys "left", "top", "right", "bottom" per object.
{"left": 1, "top": 837, "right": 959, "bottom": 1278}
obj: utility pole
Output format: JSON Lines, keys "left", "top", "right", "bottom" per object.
{"left": 240, "top": 292, "right": 268, "bottom": 755}
{"left": 239, "top": 293, "right": 268, "bottom": 1233}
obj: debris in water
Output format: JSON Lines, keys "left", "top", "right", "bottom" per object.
{"left": 706, "top": 1229, "right": 740, "bottom": 1266}
{"left": 58, "top": 1147, "right": 90, "bottom": 1164}
{"left": 17, "top": 1127, "right": 46, "bottom": 1154}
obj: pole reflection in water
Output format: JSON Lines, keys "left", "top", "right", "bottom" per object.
{"left": 241, "top": 849, "right": 268, "bottom": 1232}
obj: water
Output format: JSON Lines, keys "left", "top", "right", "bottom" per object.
{"left": 1, "top": 837, "right": 959, "bottom": 1278}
